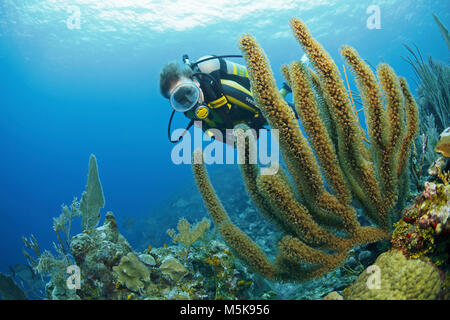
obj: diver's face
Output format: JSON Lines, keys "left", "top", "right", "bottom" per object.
{"left": 169, "top": 77, "right": 204, "bottom": 104}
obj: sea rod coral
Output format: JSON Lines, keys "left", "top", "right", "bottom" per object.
{"left": 192, "top": 18, "right": 419, "bottom": 281}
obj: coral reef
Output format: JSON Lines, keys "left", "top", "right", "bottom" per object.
{"left": 410, "top": 115, "right": 441, "bottom": 190}
{"left": 191, "top": 18, "right": 419, "bottom": 281}
{"left": 342, "top": 175, "right": 449, "bottom": 300}
{"left": 21, "top": 155, "right": 265, "bottom": 300}
{"left": 80, "top": 154, "right": 105, "bottom": 231}
{"left": 342, "top": 249, "right": 443, "bottom": 300}
{"left": 167, "top": 217, "right": 210, "bottom": 260}
{"left": 391, "top": 181, "right": 449, "bottom": 266}
{"left": 70, "top": 211, "right": 133, "bottom": 299}
{"left": 35, "top": 250, "right": 79, "bottom": 300}
{"left": 159, "top": 257, "right": 187, "bottom": 282}
{"left": 113, "top": 253, "right": 150, "bottom": 293}
{"left": 53, "top": 199, "right": 81, "bottom": 254}
{"left": 23, "top": 233, "right": 78, "bottom": 299}
{"left": 21, "top": 154, "right": 111, "bottom": 299}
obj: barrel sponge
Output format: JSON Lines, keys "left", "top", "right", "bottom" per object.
{"left": 343, "top": 250, "right": 442, "bottom": 300}
{"left": 113, "top": 253, "right": 150, "bottom": 292}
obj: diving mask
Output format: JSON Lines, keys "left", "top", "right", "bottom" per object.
{"left": 169, "top": 82, "right": 201, "bottom": 112}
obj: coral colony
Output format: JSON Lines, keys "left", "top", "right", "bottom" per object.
{"left": 2, "top": 17, "right": 448, "bottom": 301}
{"left": 193, "top": 18, "right": 419, "bottom": 281}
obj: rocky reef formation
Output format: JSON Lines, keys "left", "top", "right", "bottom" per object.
{"left": 19, "top": 154, "right": 270, "bottom": 300}
{"left": 327, "top": 177, "right": 449, "bottom": 300}
{"left": 391, "top": 181, "right": 449, "bottom": 266}
{"left": 0, "top": 273, "right": 28, "bottom": 300}
{"left": 69, "top": 216, "right": 269, "bottom": 300}
{"left": 70, "top": 212, "right": 133, "bottom": 299}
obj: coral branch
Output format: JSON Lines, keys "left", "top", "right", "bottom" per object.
{"left": 191, "top": 18, "right": 418, "bottom": 282}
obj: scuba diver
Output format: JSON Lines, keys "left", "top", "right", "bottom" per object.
{"left": 159, "top": 54, "right": 293, "bottom": 146}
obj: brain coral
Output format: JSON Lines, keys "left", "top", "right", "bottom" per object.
{"left": 343, "top": 250, "right": 443, "bottom": 300}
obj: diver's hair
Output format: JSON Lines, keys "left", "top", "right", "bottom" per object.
{"left": 159, "top": 61, "right": 194, "bottom": 99}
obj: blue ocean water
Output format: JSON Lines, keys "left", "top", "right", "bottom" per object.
{"left": 0, "top": 0, "right": 448, "bottom": 275}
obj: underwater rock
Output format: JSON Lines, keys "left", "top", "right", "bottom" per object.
{"left": 419, "top": 183, "right": 449, "bottom": 233}
{"left": 47, "top": 282, "right": 80, "bottom": 300}
{"left": 0, "top": 272, "right": 27, "bottom": 300}
{"left": 138, "top": 254, "right": 156, "bottom": 266}
{"left": 70, "top": 212, "right": 132, "bottom": 263}
{"left": 159, "top": 257, "right": 187, "bottom": 282}
{"left": 357, "top": 250, "right": 373, "bottom": 266}
{"left": 142, "top": 234, "right": 266, "bottom": 300}
{"left": 391, "top": 182, "right": 449, "bottom": 265}
{"left": 344, "top": 257, "right": 358, "bottom": 269}
{"left": 435, "top": 127, "right": 450, "bottom": 158}
{"left": 113, "top": 252, "right": 150, "bottom": 292}
{"left": 343, "top": 250, "right": 443, "bottom": 300}
{"left": 69, "top": 212, "right": 133, "bottom": 298}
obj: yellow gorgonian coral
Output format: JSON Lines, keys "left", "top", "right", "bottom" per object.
{"left": 192, "top": 18, "right": 419, "bottom": 282}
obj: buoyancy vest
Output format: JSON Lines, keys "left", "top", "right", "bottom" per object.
{"left": 184, "top": 56, "right": 267, "bottom": 135}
